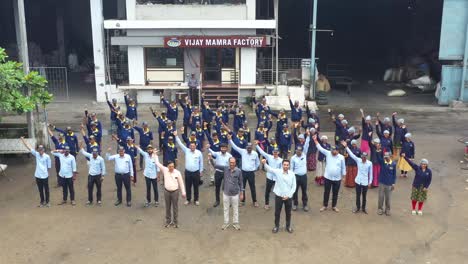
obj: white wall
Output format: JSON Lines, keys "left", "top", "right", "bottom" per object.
{"left": 240, "top": 48, "right": 256, "bottom": 85}
{"left": 90, "top": 0, "right": 106, "bottom": 102}
{"left": 135, "top": 4, "right": 247, "bottom": 20}
{"left": 128, "top": 46, "right": 145, "bottom": 85}
{"left": 246, "top": 0, "right": 255, "bottom": 19}
{"left": 136, "top": 90, "right": 161, "bottom": 104}
{"left": 126, "top": 0, "right": 135, "bottom": 19}
{"left": 127, "top": 28, "right": 256, "bottom": 37}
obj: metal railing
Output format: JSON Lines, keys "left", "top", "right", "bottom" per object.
{"left": 256, "top": 58, "right": 304, "bottom": 85}
{"left": 137, "top": 0, "right": 245, "bottom": 4}
{"left": 30, "top": 67, "right": 69, "bottom": 102}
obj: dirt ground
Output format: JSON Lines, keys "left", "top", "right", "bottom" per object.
{"left": 1, "top": 94, "right": 468, "bottom": 264}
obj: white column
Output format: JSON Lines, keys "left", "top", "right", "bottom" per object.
{"left": 90, "top": 0, "right": 106, "bottom": 102}
{"left": 246, "top": 0, "right": 256, "bottom": 20}
{"left": 128, "top": 46, "right": 145, "bottom": 85}
{"left": 240, "top": 48, "right": 257, "bottom": 85}
{"left": 126, "top": 0, "right": 136, "bottom": 20}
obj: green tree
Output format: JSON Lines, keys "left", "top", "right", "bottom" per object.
{"left": 0, "top": 47, "right": 53, "bottom": 118}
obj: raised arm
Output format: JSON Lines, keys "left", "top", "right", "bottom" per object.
{"left": 20, "top": 136, "right": 33, "bottom": 151}
{"left": 256, "top": 144, "right": 271, "bottom": 159}
{"left": 404, "top": 156, "right": 419, "bottom": 171}
{"left": 228, "top": 139, "right": 244, "bottom": 155}
{"left": 344, "top": 146, "right": 359, "bottom": 163}
{"left": 303, "top": 135, "right": 311, "bottom": 155}
{"left": 175, "top": 134, "right": 189, "bottom": 153}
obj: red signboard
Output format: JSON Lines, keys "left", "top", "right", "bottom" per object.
{"left": 164, "top": 36, "right": 267, "bottom": 48}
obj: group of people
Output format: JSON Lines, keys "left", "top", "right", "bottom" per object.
{"left": 24, "top": 91, "right": 433, "bottom": 233}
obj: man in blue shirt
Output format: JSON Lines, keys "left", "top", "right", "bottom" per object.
{"left": 263, "top": 159, "right": 296, "bottom": 234}
{"left": 133, "top": 121, "right": 154, "bottom": 170}
{"left": 52, "top": 146, "right": 78, "bottom": 206}
{"left": 53, "top": 125, "right": 79, "bottom": 157}
{"left": 377, "top": 152, "right": 397, "bottom": 216}
{"left": 48, "top": 126, "right": 68, "bottom": 187}
{"left": 80, "top": 145, "right": 106, "bottom": 206}
{"left": 174, "top": 131, "right": 204, "bottom": 206}
{"left": 21, "top": 137, "right": 52, "bottom": 207}
{"left": 207, "top": 143, "right": 232, "bottom": 207}
{"left": 105, "top": 91, "right": 120, "bottom": 134}
{"left": 255, "top": 143, "right": 282, "bottom": 210}
{"left": 106, "top": 146, "right": 134, "bottom": 207}
{"left": 291, "top": 133, "right": 311, "bottom": 211}
{"left": 124, "top": 92, "right": 138, "bottom": 120}
{"left": 288, "top": 96, "right": 303, "bottom": 123}
{"left": 161, "top": 93, "right": 178, "bottom": 122}
{"left": 136, "top": 145, "right": 160, "bottom": 208}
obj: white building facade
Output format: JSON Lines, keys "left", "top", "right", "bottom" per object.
{"left": 91, "top": 0, "right": 276, "bottom": 104}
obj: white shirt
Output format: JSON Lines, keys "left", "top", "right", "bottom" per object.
{"left": 31, "top": 149, "right": 51, "bottom": 179}
{"left": 80, "top": 149, "right": 106, "bottom": 176}
{"left": 316, "top": 143, "right": 346, "bottom": 181}
{"left": 345, "top": 147, "right": 373, "bottom": 185}
{"left": 106, "top": 153, "right": 134, "bottom": 177}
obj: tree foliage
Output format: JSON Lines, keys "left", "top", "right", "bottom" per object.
{"left": 0, "top": 47, "right": 53, "bottom": 116}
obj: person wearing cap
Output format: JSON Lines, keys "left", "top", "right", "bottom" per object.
{"left": 105, "top": 91, "right": 120, "bottom": 134}
{"left": 256, "top": 109, "right": 271, "bottom": 130}
{"left": 201, "top": 95, "right": 215, "bottom": 133}
{"left": 52, "top": 146, "right": 78, "bottom": 206}
{"left": 278, "top": 124, "right": 292, "bottom": 159}
{"left": 256, "top": 142, "right": 283, "bottom": 210}
{"left": 291, "top": 131, "right": 311, "bottom": 211}
{"left": 392, "top": 112, "right": 408, "bottom": 159}
{"left": 20, "top": 137, "right": 52, "bottom": 207}
{"left": 230, "top": 104, "right": 246, "bottom": 133}
{"left": 189, "top": 106, "right": 203, "bottom": 132}
{"left": 241, "top": 121, "right": 252, "bottom": 143}
{"left": 114, "top": 135, "right": 139, "bottom": 184}
{"left": 305, "top": 104, "right": 320, "bottom": 129}
{"left": 269, "top": 108, "right": 288, "bottom": 139}
{"left": 188, "top": 73, "right": 200, "bottom": 105}
{"left": 124, "top": 92, "right": 138, "bottom": 121}
{"left": 84, "top": 109, "right": 102, "bottom": 132}
{"left": 377, "top": 151, "right": 397, "bottom": 216}
{"left": 359, "top": 109, "right": 373, "bottom": 154}
{"left": 116, "top": 119, "right": 135, "bottom": 144}
{"left": 80, "top": 125, "right": 100, "bottom": 160}
{"left": 343, "top": 139, "right": 361, "bottom": 188}
{"left": 160, "top": 120, "right": 177, "bottom": 147}
{"left": 181, "top": 128, "right": 202, "bottom": 151}
{"left": 327, "top": 109, "right": 346, "bottom": 145}
{"left": 215, "top": 125, "right": 229, "bottom": 145}
{"left": 288, "top": 95, "right": 303, "bottom": 123}
{"left": 376, "top": 112, "right": 393, "bottom": 138}
{"left": 293, "top": 124, "right": 307, "bottom": 151}
{"left": 342, "top": 141, "right": 373, "bottom": 214}
{"left": 174, "top": 131, "right": 204, "bottom": 206}
{"left": 115, "top": 111, "right": 127, "bottom": 137}
{"left": 133, "top": 121, "right": 154, "bottom": 171}
{"left": 53, "top": 125, "right": 79, "bottom": 157}
{"left": 228, "top": 134, "right": 260, "bottom": 207}
{"left": 266, "top": 137, "right": 279, "bottom": 155}
{"left": 369, "top": 138, "right": 383, "bottom": 188}
{"left": 194, "top": 121, "right": 206, "bottom": 143}
{"left": 80, "top": 144, "right": 106, "bottom": 206}
{"left": 315, "top": 134, "right": 331, "bottom": 185}
{"left": 305, "top": 128, "right": 319, "bottom": 172}
{"left": 136, "top": 145, "right": 160, "bottom": 207}
{"left": 205, "top": 131, "right": 222, "bottom": 186}
{"left": 397, "top": 133, "right": 415, "bottom": 178}
{"left": 301, "top": 117, "right": 318, "bottom": 132}
{"left": 86, "top": 121, "right": 102, "bottom": 146}
{"left": 106, "top": 146, "right": 134, "bottom": 207}
{"left": 151, "top": 108, "right": 169, "bottom": 150}
{"left": 207, "top": 143, "right": 233, "bottom": 207}
{"left": 215, "top": 96, "right": 230, "bottom": 124}
{"left": 48, "top": 126, "right": 68, "bottom": 187}
{"left": 262, "top": 159, "right": 296, "bottom": 234}
{"left": 375, "top": 121, "right": 393, "bottom": 155}
{"left": 154, "top": 157, "right": 186, "bottom": 228}
{"left": 313, "top": 135, "right": 346, "bottom": 212}
{"left": 222, "top": 122, "right": 248, "bottom": 168}
{"left": 402, "top": 154, "right": 432, "bottom": 216}
{"left": 254, "top": 96, "right": 270, "bottom": 115}
{"left": 163, "top": 135, "right": 178, "bottom": 166}
{"left": 179, "top": 97, "right": 193, "bottom": 137}
{"left": 255, "top": 122, "right": 269, "bottom": 151}
{"left": 160, "top": 93, "right": 179, "bottom": 122}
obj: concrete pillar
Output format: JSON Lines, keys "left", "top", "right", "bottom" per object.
{"left": 246, "top": 0, "right": 256, "bottom": 20}
{"left": 13, "top": 0, "right": 34, "bottom": 139}
{"left": 128, "top": 46, "right": 145, "bottom": 85}
{"left": 126, "top": 0, "right": 136, "bottom": 20}
{"left": 90, "top": 0, "right": 106, "bottom": 102}
{"left": 240, "top": 48, "right": 257, "bottom": 85}
{"left": 56, "top": 6, "right": 66, "bottom": 66}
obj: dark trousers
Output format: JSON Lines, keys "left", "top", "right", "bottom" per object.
{"left": 145, "top": 177, "right": 159, "bottom": 202}
{"left": 274, "top": 195, "right": 292, "bottom": 228}
{"left": 242, "top": 171, "right": 256, "bottom": 203}
{"left": 54, "top": 157, "right": 61, "bottom": 186}
{"left": 60, "top": 177, "right": 75, "bottom": 201}
{"left": 185, "top": 170, "right": 200, "bottom": 202}
{"left": 87, "top": 174, "right": 102, "bottom": 202}
{"left": 355, "top": 184, "right": 368, "bottom": 210}
{"left": 183, "top": 122, "right": 189, "bottom": 137}
{"left": 35, "top": 178, "right": 49, "bottom": 203}
{"left": 323, "top": 178, "right": 341, "bottom": 207}
{"left": 164, "top": 189, "right": 179, "bottom": 224}
{"left": 265, "top": 178, "right": 275, "bottom": 205}
{"left": 214, "top": 171, "right": 224, "bottom": 203}
{"left": 139, "top": 153, "right": 145, "bottom": 170}
{"left": 293, "top": 175, "right": 308, "bottom": 206}
{"left": 115, "top": 173, "right": 132, "bottom": 203}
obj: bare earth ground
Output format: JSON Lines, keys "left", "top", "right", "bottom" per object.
{"left": 1, "top": 85, "right": 468, "bottom": 264}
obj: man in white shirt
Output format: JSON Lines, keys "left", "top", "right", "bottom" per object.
{"left": 20, "top": 137, "right": 52, "bottom": 207}
{"left": 106, "top": 146, "right": 134, "bottom": 207}
{"left": 52, "top": 146, "right": 78, "bottom": 206}
{"left": 313, "top": 135, "right": 346, "bottom": 212}
{"left": 80, "top": 145, "right": 106, "bottom": 206}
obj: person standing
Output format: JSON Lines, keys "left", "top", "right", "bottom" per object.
{"left": 210, "top": 156, "right": 243, "bottom": 230}
{"left": 207, "top": 143, "right": 232, "bottom": 207}
{"left": 343, "top": 141, "right": 372, "bottom": 214}
{"left": 124, "top": 92, "right": 138, "bottom": 121}
{"left": 105, "top": 92, "right": 120, "bottom": 134}
{"left": 79, "top": 146, "right": 106, "bottom": 206}
{"left": 403, "top": 155, "right": 432, "bottom": 216}
{"left": 47, "top": 127, "right": 67, "bottom": 187}
{"left": 53, "top": 125, "right": 79, "bottom": 157}
{"left": 392, "top": 112, "right": 408, "bottom": 159}
{"left": 188, "top": 73, "right": 200, "bottom": 105}
{"left": 359, "top": 109, "right": 373, "bottom": 154}
{"left": 228, "top": 136, "right": 260, "bottom": 207}
{"left": 255, "top": 144, "right": 282, "bottom": 210}
{"left": 315, "top": 135, "right": 331, "bottom": 186}
{"left": 174, "top": 131, "right": 204, "bottom": 206}
{"left": 313, "top": 135, "right": 346, "bottom": 212}
{"left": 397, "top": 133, "right": 415, "bottom": 178}
{"left": 263, "top": 159, "right": 296, "bottom": 233}
{"left": 288, "top": 96, "right": 303, "bottom": 123}
{"left": 344, "top": 139, "right": 361, "bottom": 188}
{"left": 133, "top": 121, "right": 154, "bottom": 171}
{"left": 20, "top": 137, "right": 52, "bottom": 207}
{"left": 377, "top": 152, "right": 397, "bottom": 216}
{"left": 136, "top": 145, "right": 160, "bottom": 207}
{"left": 154, "top": 157, "right": 186, "bottom": 228}
{"left": 161, "top": 93, "right": 179, "bottom": 122}
{"left": 291, "top": 133, "right": 311, "bottom": 211}
{"left": 369, "top": 138, "right": 383, "bottom": 188}
{"left": 106, "top": 146, "right": 134, "bottom": 207}
{"left": 52, "top": 146, "right": 78, "bottom": 206}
